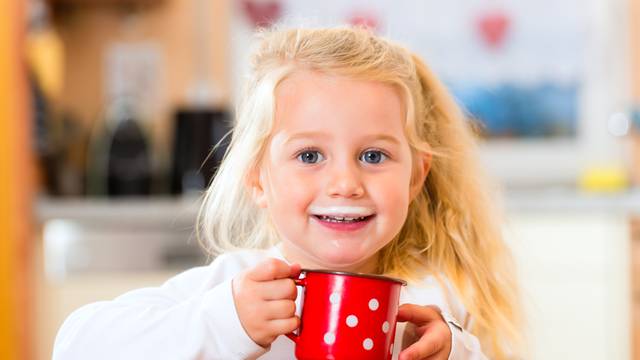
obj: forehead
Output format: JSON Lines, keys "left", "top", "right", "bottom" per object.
{"left": 273, "top": 71, "right": 406, "bottom": 136}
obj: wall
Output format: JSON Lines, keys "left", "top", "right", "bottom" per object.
{"left": 52, "top": 0, "right": 230, "bottom": 161}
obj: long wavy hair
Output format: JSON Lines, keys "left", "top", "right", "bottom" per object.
{"left": 198, "top": 26, "right": 524, "bottom": 359}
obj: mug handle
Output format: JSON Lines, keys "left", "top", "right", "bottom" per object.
{"left": 285, "top": 277, "right": 306, "bottom": 343}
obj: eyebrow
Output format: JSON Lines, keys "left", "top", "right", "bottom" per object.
{"left": 284, "top": 131, "right": 329, "bottom": 144}
{"left": 284, "top": 131, "right": 402, "bottom": 146}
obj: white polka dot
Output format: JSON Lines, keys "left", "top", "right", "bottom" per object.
{"left": 324, "top": 332, "right": 336, "bottom": 345}
{"left": 363, "top": 338, "right": 374, "bottom": 350}
{"left": 346, "top": 315, "right": 358, "bottom": 327}
{"left": 329, "top": 292, "right": 341, "bottom": 304}
{"left": 382, "top": 321, "right": 390, "bottom": 333}
{"left": 368, "top": 298, "right": 379, "bottom": 311}
{"left": 390, "top": 343, "right": 394, "bottom": 354}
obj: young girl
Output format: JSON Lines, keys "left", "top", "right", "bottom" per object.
{"left": 53, "top": 27, "right": 523, "bottom": 360}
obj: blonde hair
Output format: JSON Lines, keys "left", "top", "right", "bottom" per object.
{"left": 198, "top": 26, "right": 524, "bottom": 359}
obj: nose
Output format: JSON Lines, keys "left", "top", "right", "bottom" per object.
{"left": 326, "top": 160, "right": 365, "bottom": 198}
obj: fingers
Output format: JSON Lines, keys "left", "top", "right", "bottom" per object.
{"left": 397, "top": 304, "right": 443, "bottom": 324}
{"left": 398, "top": 322, "right": 450, "bottom": 360}
{"left": 398, "top": 334, "right": 449, "bottom": 360}
{"left": 249, "top": 258, "right": 300, "bottom": 300}
{"left": 265, "top": 300, "right": 297, "bottom": 320}
{"left": 247, "top": 315, "right": 300, "bottom": 348}
{"left": 232, "top": 258, "right": 303, "bottom": 347}
{"left": 398, "top": 309, "right": 452, "bottom": 360}
{"left": 398, "top": 337, "right": 439, "bottom": 360}
{"left": 261, "top": 278, "right": 298, "bottom": 300}
{"left": 267, "top": 316, "right": 300, "bottom": 335}
{"left": 396, "top": 304, "right": 448, "bottom": 360}
{"left": 247, "top": 258, "right": 299, "bottom": 282}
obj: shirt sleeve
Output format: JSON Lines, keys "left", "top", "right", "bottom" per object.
{"left": 441, "top": 311, "right": 488, "bottom": 360}
{"left": 52, "top": 259, "right": 267, "bottom": 359}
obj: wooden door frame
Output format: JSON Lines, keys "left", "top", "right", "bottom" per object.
{"left": 0, "top": 0, "right": 32, "bottom": 359}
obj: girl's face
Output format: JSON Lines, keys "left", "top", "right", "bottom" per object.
{"left": 251, "top": 70, "right": 430, "bottom": 273}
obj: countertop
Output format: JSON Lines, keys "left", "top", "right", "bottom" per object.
{"left": 35, "top": 188, "right": 640, "bottom": 223}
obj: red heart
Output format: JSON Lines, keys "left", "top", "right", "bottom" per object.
{"left": 477, "top": 11, "right": 510, "bottom": 49}
{"left": 242, "top": 0, "right": 282, "bottom": 28}
{"left": 347, "top": 11, "right": 380, "bottom": 32}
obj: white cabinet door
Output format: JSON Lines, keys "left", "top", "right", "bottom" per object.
{"left": 504, "top": 213, "right": 630, "bottom": 359}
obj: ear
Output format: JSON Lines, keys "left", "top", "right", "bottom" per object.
{"left": 246, "top": 165, "right": 269, "bottom": 209}
{"left": 409, "top": 151, "right": 432, "bottom": 201}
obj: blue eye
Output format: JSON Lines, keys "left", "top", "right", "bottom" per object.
{"left": 360, "top": 150, "right": 387, "bottom": 164}
{"left": 297, "top": 150, "right": 325, "bottom": 164}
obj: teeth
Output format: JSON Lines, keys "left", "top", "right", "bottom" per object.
{"left": 309, "top": 205, "right": 374, "bottom": 217}
{"left": 319, "top": 215, "right": 368, "bottom": 223}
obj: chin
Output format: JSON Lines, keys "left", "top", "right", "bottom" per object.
{"left": 311, "top": 248, "right": 375, "bottom": 272}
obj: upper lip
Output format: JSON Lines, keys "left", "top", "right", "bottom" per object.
{"left": 308, "top": 205, "right": 376, "bottom": 218}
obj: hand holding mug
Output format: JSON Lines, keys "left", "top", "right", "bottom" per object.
{"left": 397, "top": 304, "right": 452, "bottom": 360}
{"left": 232, "top": 258, "right": 302, "bottom": 347}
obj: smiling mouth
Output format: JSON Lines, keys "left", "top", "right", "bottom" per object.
{"left": 312, "top": 214, "right": 376, "bottom": 223}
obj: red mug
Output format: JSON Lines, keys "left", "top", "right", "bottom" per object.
{"left": 286, "top": 269, "right": 407, "bottom": 360}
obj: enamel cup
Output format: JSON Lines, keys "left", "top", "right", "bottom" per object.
{"left": 286, "top": 269, "right": 406, "bottom": 360}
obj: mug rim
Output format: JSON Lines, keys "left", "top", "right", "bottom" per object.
{"left": 301, "top": 268, "right": 407, "bottom": 285}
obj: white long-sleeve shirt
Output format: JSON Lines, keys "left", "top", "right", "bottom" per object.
{"left": 53, "top": 245, "right": 487, "bottom": 359}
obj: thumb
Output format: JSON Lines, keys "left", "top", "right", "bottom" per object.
{"left": 396, "top": 304, "right": 443, "bottom": 325}
{"left": 247, "top": 258, "right": 298, "bottom": 282}
{"left": 289, "top": 263, "right": 302, "bottom": 278}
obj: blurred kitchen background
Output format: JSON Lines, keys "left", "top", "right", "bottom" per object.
{"left": 2, "top": 0, "right": 640, "bottom": 358}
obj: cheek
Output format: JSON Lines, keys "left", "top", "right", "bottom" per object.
{"left": 265, "top": 172, "right": 316, "bottom": 240}
{"left": 266, "top": 170, "right": 316, "bottom": 213}
{"left": 370, "top": 169, "right": 412, "bottom": 230}
{"left": 380, "top": 187, "right": 410, "bottom": 220}
{"left": 380, "top": 187, "right": 411, "bottom": 237}
{"left": 376, "top": 167, "right": 412, "bottom": 202}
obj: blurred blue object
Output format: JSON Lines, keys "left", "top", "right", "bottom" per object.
{"left": 449, "top": 81, "right": 578, "bottom": 138}
{"left": 630, "top": 104, "right": 640, "bottom": 130}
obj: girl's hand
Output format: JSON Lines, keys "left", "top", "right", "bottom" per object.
{"left": 396, "top": 304, "right": 452, "bottom": 360}
{"left": 232, "top": 258, "right": 302, "bottom": 347}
